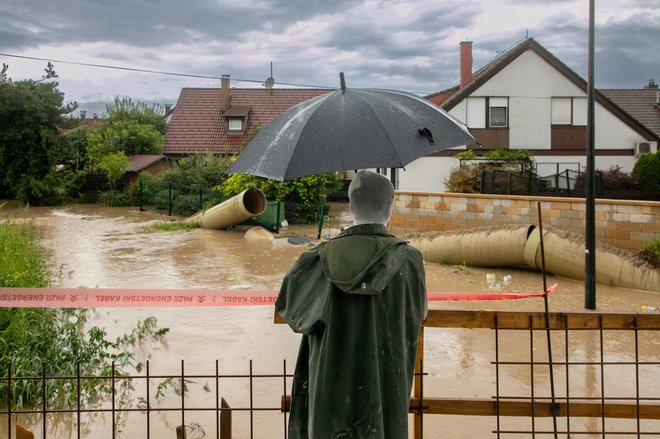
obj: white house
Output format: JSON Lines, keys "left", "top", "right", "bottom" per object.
{"left": 397, "top": 38, "right": 658, "bottom": 192}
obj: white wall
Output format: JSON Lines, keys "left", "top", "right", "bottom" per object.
{"left": 461, "top": 50, "right": 647, "bottom": 151}
{"left": 509, "top": 97, "right": 551, "bottom": 149}
{"left": 398, "top": 156, "right": 458, "bottom": 192}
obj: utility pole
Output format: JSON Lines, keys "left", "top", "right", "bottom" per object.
{"left": 585, "top": 0, "right": 596, "bottom": 310}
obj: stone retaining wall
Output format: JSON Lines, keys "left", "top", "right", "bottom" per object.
{"left": 391, "top": 192, "right": 660, "bottom": 251}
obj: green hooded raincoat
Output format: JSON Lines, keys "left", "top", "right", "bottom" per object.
{"left": 276, "top": 224, "right": 427, "bottom": 439}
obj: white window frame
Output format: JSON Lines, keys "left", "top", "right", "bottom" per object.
{"left": 488, "top": 97, "right": 508, "bottom": 128}
{"left": 551, "top": 97, "right": 587, "bottom": 126}
{"left": 227, "top": 118, "right": 243, "bottom": 132}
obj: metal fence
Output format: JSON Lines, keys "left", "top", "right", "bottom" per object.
{"left": 3, "top": 309, "right": 660, "bottom": 438}
{"left": 480, "top": 169, "right": 599, "bottom": 198}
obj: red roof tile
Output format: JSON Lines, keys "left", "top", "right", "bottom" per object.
{"left": 164, "top": 88, "right": 331, "bottom": 155}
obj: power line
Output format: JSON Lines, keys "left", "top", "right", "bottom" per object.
{"left": 0, "top": 52, "right": 334, "bottom": 89}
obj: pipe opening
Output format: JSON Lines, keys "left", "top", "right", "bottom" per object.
{"left": 243, "top": 187, "right": 267, "bottom": 216}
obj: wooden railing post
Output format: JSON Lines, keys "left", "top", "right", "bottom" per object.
{"left": 413, "top": 327, "right": 425, "bottom": 439}
{"left": 221, "top": 397, "right": 232, "bottom": 439}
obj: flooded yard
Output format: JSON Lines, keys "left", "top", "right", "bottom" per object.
{"left": 2, "top": 201, "right": 659, "bottom": 438}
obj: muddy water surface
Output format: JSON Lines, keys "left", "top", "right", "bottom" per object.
{"left": 2, "top": 202, "right": 659, "bottom": 438}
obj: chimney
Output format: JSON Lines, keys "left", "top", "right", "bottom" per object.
{"left": 221, "top": 75, "right": 231, "bottom": 111}
{"left": 645, "top": 79, "right": 658, "bottom": 89}
{"left": 460, "top": 41, "right": 473, "bottom": 89}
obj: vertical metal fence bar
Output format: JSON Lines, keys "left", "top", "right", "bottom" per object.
{"left": 146, "top": 361, "right": 151, "bottom": 439}
{"left": 112, "top": 361, "right": 116, "bottom": 439}
{"left": 599, "top": 319, "right": 605, "bottom": 438}
{"left": 249, "top": 360, "right": 254, "bottom": 439}
{"left": 529, "top": 317, "right": 536, "bottom": 438}
{"left": 7, "top": 362, "right": 11, "bottom": 439}
{"left": 216, "top": 360, "right": 220, "bottom": 439}
{"left": 168, "top": 181, "right": 173, "bottom": 217}
{"left": 77, "top": 362, "right": 81, "bottom": 439}
{"left": 181, "top": 360, "right": 185, "bottom": 438}
{"left": 41, "top": 364, "right": 46, "bottom": 439}
{"left": 635, "top": 326, "right": 640, "bottom": 438}
{"left": 282, "top": 359, "right": 287, "bottom": 439}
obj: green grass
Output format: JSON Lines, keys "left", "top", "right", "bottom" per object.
{"left": 145, "top": 221, "right": 199, "bottom": 232}
{"left": 0, "top": 218, "right": 51, "bottom": 288}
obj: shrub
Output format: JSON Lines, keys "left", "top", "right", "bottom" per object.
{"left": 632, "top": 152, "right": 660, "bottom": 190}
{"left": 98, "top": 189, "right": 130, "bottom": 206}
{"left": 444, "top": 163, "right": 481, "bottom": 193}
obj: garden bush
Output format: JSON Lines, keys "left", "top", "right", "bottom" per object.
{"left": 632, "top": 151, "right": 660, "bottom": 190}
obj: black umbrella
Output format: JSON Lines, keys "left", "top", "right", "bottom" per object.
{"left": 228, "top": 73, "right": 477, "bottom": 182}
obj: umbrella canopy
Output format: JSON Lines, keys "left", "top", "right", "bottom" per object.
{"left": 228, "top": 75, "right": 477, "bottom": 181}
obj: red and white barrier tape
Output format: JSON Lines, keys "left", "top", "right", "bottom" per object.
{"left": 0, "top": 284, "right": 556, "bottom": 308}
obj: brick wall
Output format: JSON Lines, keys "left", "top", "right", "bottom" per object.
{"left": 391, "top": 192, "right": 660, "bottom": 251}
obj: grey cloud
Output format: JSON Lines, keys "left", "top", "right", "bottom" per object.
{"left": 0, "top": 0, "right": 354, "bottom": 51}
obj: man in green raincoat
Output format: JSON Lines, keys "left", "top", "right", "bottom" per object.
{"left": 276, "top": 170, "right": 428, "bottom": 439}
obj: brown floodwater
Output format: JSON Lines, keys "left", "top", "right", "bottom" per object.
{"left": 2, "top": 201, "right": 659, "bottom": 438}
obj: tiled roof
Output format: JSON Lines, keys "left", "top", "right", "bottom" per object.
{"left": 164, "top": 88, "right": 331, "bottom": 155}
{"left": 128, "top": 154, "right": 169, "bottom": 172}
{"left": 600, "top": 88, "right": 660, "bottom": 140}
{"left": 222, "top": 105, "right": 252, "bottom": 117}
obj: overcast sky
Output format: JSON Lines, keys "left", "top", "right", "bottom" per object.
{"left": 1, "top": 0, "right": 658, "bottom": 115}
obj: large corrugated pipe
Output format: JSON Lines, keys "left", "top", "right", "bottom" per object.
{"left": 184, "top": 187, "right": 267, "bottom": 230}
{"left": 404, "top": 225, "right": 660, "bottom": 293}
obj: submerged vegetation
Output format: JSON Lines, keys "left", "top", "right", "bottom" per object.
{"left": 145, "top": 221, "right": 199, "bottom": 232}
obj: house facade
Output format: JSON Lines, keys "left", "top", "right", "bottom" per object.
{"left": 397, "top": 38, "right": 658, "bottom": 192}
{"left": 163, "top": 76, "right": 331, "bottom": 157}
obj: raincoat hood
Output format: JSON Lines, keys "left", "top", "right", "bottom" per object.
{"left": 319, "top": 223, "right": 407, "bottom": 296}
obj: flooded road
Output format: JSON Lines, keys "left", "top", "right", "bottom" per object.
{"left": 2, "top": 201, "right": 659, "bottom": 438}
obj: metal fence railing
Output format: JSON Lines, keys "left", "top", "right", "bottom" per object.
{"left": 480, "top": 169, "right": 603, "bottom": 198}
{"left": 4, "top": 308, "right": 660, "bottom": 438}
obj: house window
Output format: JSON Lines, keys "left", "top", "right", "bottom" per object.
{"left": 466, "top": 97, "right": 486, "bottom": 128}
{"left": 551, "top": 97, "right": 587, "bottom": 126}
{"left": 488, "top": 97, "right": 508, "bottom": 127}
{"left": 228, "top": 118, "right": 243, "bottom": 132}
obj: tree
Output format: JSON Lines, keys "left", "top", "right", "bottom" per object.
{"left": 97, "top": 151, "right": 130, "bottom": 190}
{"left": 0, "top": 67, "right": 76, "bottom": 202}
{"left": 105, "top": 97, "right": 167, "bottom": 134}
{"left": 60, "top": 125, "right": 92, "bottom": 172}
{"left": 87, "top": 120, "right": 163, "bottom": 167}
